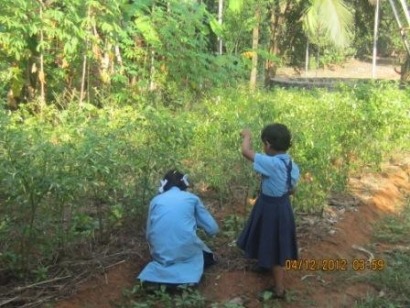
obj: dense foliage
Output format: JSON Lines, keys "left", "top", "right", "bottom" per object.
{"left": 0, "top": 0, "right": 405, "bottom": 108}
{"left": 0, "top": 83, "right": 409, "bottom": 277}
{"left": 0, "top": 2, "right": 409, "bottom": 304}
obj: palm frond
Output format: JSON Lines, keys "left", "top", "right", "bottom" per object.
{"left": 303, "top": 0, "right": 353, "bottom": 48}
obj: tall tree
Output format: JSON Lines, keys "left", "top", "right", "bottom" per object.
{"left": 226, "top": 0, "right": 354, "bottom": 86}
{"left": 227, "top": 0, "right": 269, "bottom": 88}
{"left": 380, "top": 0, "right": 410, "bottom": 82}
{"left": 264, "top": 0, "right": 294, "bottom": 85}
{"left": 265, "top": 0, "right": 353, "bottom": 83}
{"left": 250, "top": 7, "right": 260, "bottom": 89}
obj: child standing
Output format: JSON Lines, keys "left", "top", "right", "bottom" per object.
{"left": 138, "top": 170, "right": 219, "bottom": 287}
{"left": 237, "top": 124, "right": 300, "bottom": 298}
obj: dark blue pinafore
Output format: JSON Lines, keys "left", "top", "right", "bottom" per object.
{"left": 237, "top": 158, "right": 298, "bottom": 268}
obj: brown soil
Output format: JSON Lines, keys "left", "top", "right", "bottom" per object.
{"left": 53, "top": 154, "right": 410, "bottom": 308}
{"left": 53, "top": 60, "right": 408, "bottom": 308}
{"left": 276, "top": 58, "right": 401, "bottom": 80}
{"left": 197, "top": 155, "right": 410, "bottom": 308}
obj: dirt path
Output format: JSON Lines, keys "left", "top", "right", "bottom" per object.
{"left": 197, "top": 155, "right": 410, "bottom": 307}
{"left": 54, "top": 154, "right": 410, "bottom": 308}
{"left": 276, "top": 58, "right": 400, "bottom": 80}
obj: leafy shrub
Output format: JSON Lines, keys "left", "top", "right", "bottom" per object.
{"left": 0, "top": 82, "right": 409, "bottom": 275}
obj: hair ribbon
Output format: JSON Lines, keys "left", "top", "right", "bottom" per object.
{"left": 158, "top": 179, "right": 168, "bottom": 193}
{"left": 181, "top": 174, "right": 189, "bottom": 186}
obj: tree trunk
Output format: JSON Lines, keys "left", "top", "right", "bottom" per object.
{"left": 371, "top": 0, "right": 380, "bottom": 79}
{"left": 250, "top": 9, "right": 260, "bottom": 90}
{"left": 80, "top": 54, "right": 87, "bottom": 105}
{"left": 401, "top": 55, "right": 410, "bottom": 82}
{"left": 264, "top": 1, "right": 290, "bottom": 86}
{"left": 217, "top": 0, "right": 223, "bottom": 54}
{"left": 80, "top": 5, "right": 91, "bottom": 106}
{"left": 39, "top": 3, "right": 46, "bottom": 108}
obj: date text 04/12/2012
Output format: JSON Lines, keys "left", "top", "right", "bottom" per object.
{"left": 285, "top": 259, "right": 386, "bottom": 272}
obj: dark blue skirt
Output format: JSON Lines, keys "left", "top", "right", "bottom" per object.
{"left": 237, "top": 193, "right": 298, "bottom": 268}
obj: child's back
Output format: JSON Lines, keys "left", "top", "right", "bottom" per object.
{"left": 237, "top": 124, "right": 300, "bottom": 299}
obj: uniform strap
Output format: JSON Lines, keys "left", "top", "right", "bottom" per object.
{"left": 279, "top": 157, "right": 293, "bottom": 193}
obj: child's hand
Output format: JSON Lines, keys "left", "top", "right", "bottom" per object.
{"left": 240, "top": 128, "right": 251, "bottom": 138}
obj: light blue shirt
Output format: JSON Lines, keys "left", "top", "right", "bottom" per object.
{"left": 253, "top": 153, "right": 300, "bottom": 197}
{"left": 137, "top": 187, "right": 219, "bottom": 284}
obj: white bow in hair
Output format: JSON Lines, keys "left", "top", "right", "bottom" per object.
{"left": 158, "top": 179, "right": 168, "bottom": 193}
{"left": 181, "top": 174, "right": 189, "bottom": 186}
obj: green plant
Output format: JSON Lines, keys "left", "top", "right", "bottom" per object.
{"left": 222, "top": 215, "right": 246, "bottom": 237}
{"left": 354, "top": 200, "right": 410, "bottom": 307}
{"left": 1, "top": 82, "right": 409, "bottom": 286}
{"left": 210, "top": 302, "right": 246, "bottom": 308}
{"left": 174, "top": 286, "right": 206, "bottom": 307}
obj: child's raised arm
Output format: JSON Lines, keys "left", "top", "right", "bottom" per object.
{"left": 240, "top": 128, "right": 255, "bottom": 162}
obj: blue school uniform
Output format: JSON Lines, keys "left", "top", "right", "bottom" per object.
{"left": 237, "top": 153, "right": 300, "bottom": 268}
{"left": 138, "top": 187, "right": 219, "bottom": 284}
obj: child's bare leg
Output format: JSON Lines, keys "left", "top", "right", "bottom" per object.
{"left": 273, "top": 266, "right": 285, "bottom": 294}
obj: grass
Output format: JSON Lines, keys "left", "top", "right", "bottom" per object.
{"left": 118, "top": 284, "right": 208, "bottom": 308}
{"left": 355, "top": 199, "right": 410, "bottom": 307}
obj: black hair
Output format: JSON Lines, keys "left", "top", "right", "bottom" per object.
{"left": 162, "top": 169, "right": 189, "bottom": 192}
{"left": 261, "top": 123, "right": 292, "bottom": 151}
